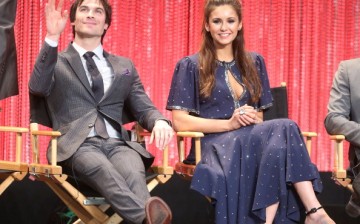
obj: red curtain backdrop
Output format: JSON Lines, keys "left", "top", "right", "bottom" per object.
{"left": 0, "top": 0, "right": 359, "bottom": 171}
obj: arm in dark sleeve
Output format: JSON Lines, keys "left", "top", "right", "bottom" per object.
{"left": 125, "top": 62, "right": 169, "bottom": 131}
{"left": 29, "top": 42, "right": 58, "bottom": 97}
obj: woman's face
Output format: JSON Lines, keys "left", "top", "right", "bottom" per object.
{"left": 205, "top": 4, "right": 242, "bottom": 49}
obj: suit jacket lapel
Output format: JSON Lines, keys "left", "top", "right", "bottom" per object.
{"left": 62, "top": 48, "right": 127, "bottom": 102}
{"left": 103, "top": 52, "right": 126, "bottom": 99}
{"left": 63, "top": 44, "right": 94, "bottom": 99}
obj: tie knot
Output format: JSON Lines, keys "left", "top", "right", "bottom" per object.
{"left": 84, "top": 51, "right": 95, "bottom": 60}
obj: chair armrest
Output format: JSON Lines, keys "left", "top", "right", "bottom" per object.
{"left": 30, "top": 130, "right": 61, "bottom": 137}
{"left": 329, "top": 134, "right": 346, "bottom": 141}
{"left": 150, "top": 145, "right": 174, "bottom": 176}
{"left": 176, "top": 131, "right": 204, "bottom": 165}
{"left": 176, "top": 132, "right": 205, "bottom": 138}
{"left": 301, "top": 131, "right": 317, "bottom": 137}
{"left": 0, "top": 126, "right": 28, "bottom": 133}
{"left": 132, "top": 123, "right": 174, "bottom": 191}
{"left": 133, "top": 123, "right": 173, "bottom": 175}
{"left": 30, "top": 123, "right": 61, "bottom": 170}
{"left": 0, "top": 126, "right": 28, "bottom": 163}
{"left": 301, "top": 132, "right": 317, "bottom": 155}
{"left": 329, "top": 134, "right": 347, "bottom": 179}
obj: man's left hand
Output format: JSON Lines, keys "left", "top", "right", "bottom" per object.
{"left": 149, "top": 120, "right": 174, "bottom": 150}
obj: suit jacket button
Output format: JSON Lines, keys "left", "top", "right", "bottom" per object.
{"left": 88, "top": 123, "right": 94, "bottom": 128}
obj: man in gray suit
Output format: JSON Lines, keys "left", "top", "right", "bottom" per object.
{"left": 29, "top": 0, "right": 173, "bottom": 223}
{"left": 325, "top": 58, "right": 360, "bottom": 218}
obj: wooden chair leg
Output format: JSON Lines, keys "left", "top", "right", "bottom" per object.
{"left": 0, "top": 171, "right": 27, "bottom": 195}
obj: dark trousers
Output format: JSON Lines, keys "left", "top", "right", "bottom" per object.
{"left": 63, "top": 137, "right": 149, "bottom": 224}
{"left": 353, "top": 162, "right": 360, "bottom": 199}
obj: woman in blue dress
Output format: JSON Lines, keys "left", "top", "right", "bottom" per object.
{"left": 166, "top": 0, "right": 335, "bottom": 223}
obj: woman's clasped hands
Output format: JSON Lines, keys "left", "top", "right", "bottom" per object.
{"left": 229, "top": 104, "right": 260, "bottom": 130}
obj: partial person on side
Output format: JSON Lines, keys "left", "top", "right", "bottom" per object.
{"left": 325, "top": 58, "right": 360, "bottom": 218}
{"left": 0, "top": 0, "right": 19, "bottom": 100}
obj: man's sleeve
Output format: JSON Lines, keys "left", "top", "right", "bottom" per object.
{"left": 324, "top": 61, "right": 360, "bottom": 147}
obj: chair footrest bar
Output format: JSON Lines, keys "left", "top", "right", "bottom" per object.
{"left": 83, "top": 197, "right": 108, "bottom": 205}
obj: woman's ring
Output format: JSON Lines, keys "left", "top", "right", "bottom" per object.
{"left": 239, "top": 108, "right": 246, "bottom": 115}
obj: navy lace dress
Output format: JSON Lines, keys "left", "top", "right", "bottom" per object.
{"left": 166, "top": 53, "right": 322, "bottom": 224}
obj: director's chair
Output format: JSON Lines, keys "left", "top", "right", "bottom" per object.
{"left": 29, "top": 94, "right": 173, "bottom": 224}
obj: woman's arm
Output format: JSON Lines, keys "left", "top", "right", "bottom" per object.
{"left": 172, "top": 105, "right": 262, "bottom": 133}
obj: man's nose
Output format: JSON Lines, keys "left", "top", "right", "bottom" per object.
{"left": 87, "top": 10, "right": 95, "bottom": 17}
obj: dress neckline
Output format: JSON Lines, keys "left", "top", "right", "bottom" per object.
{"left": 216, "top": 59, "right": 236, "bottom": 69}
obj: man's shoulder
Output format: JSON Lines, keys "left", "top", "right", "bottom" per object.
{"left": 337, "top": 58, "right": 360, "bottom": 81}
{"left": 104, "top": 52, "right": 134, "bottom": 65}
{"left": 107, "top": 53, "right": 131, "bottom": 61}
{"left": 341, "top": 58, "right": 360, "bottom": 67}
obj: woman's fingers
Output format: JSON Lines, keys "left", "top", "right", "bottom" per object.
{"left": 236, "top": 106, "right": 258, "bottom": 125}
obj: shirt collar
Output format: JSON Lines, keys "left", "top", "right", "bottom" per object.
{"left": 72, "top": 42, "right": 104, "bottom": 59}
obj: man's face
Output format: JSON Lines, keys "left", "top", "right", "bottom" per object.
{"left": 71, "top": 0, "right": 109, "bottom": 39}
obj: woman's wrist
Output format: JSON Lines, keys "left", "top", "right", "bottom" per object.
{"left": 227, "top": 119, "right": 239, "bottom": 131}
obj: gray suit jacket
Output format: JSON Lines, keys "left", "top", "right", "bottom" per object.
{"left": 29, "top": 42, "right": 167, "bottom": 169}
{"left": 324, "top": 58, "right": 360, "bottom": 167}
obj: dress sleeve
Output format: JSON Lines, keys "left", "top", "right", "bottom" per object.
{"left": 253, "top": 53, "right": 273, "bottom": 110}
{"left": 166, "top": 56, "right": 201, "bottom": 115}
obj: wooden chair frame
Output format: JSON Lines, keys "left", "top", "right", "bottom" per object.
{"left": 0, "top": 126, "right": 28, "bottom": 195}
{"left": 330, "top": 134, "right": 353, "bottom": 192}
{"left": 175, "top": 132, "right": 316, "bottom": 179}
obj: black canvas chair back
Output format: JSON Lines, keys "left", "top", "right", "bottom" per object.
{"left": 264, "top": 84, "right": 288, "bottom": 121}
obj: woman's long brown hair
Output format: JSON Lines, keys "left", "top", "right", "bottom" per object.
{"left": 199, "top": 0, "right": 261, "bottom": 103}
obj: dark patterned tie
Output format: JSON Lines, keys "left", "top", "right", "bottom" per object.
{"left": 83, "top": 51, "right": 109, "bottom": 139}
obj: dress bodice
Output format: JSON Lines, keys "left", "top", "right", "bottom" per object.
{"left": 167, "top": 52, "right": 273, "bottom": 119}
